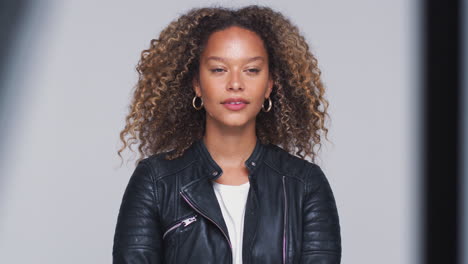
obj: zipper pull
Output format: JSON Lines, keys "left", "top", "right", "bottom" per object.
{"left": 182, "top": 215, "right": 197, "bottom": 227}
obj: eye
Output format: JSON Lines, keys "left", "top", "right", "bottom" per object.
{"left": 210, "top": 68, "right": 225, "bottom": 73}
{"left": 246, "top": 68, "right": 261, "bottom": 74}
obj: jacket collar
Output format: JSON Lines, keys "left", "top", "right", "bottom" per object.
{"left": 192, "top": 136, "right": 266, "bottom": 181}
{"left": 179, "top": 137, "right": 266, "bottom": 244}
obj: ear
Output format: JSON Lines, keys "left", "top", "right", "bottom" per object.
{"left": 192, "top": 77, "right": 201, "bottom": 97}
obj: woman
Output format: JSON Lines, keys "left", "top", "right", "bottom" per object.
{"left": 113, "top": 5, "right": 341, "bottom": 264}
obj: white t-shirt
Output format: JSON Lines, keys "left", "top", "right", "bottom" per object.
{"left": 212, "top": 180, "right": 250, "bottom": 264}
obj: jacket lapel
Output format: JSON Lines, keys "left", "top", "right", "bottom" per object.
{"left": 179, "top": 137, "right": 267, "bottom": 249}
{"left": 180, "top": 177, "right": 231, "bottom": 245}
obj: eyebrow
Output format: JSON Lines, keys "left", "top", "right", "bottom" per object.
{"left": 205, "top": 56, "right": 265, "bottom": 63}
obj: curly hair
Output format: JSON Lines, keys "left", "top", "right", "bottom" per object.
{"left": 118, "top": 5, "right": 331, "bottom": 165}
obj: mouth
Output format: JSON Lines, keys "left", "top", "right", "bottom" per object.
{"left": 222, "top": 102, "right": 249, "bottom": 105}
{"left": 222, "top": 101, "right": 248, "bottom": 111}
{"left": 221, "top": 98, "right": 250, "bottom": 104}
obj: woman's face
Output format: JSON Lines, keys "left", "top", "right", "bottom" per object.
{"left": 193, "top": 26, "right": 273, "bottom": 131}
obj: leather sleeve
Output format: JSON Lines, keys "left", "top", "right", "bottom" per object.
{"left": 300, "top": 165, "right": 342, "bottom": 263}
{"left": 113, "top": 160, "right": 164, "bottom": 264}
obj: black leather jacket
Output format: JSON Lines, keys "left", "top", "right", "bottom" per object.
{"left": 113, "top": 138, "right": 342, "bottom": 263}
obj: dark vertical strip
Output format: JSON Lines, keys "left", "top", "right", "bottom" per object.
{"left": 0, "top": 0, "right": 29, "bottom": 89}
{"left": 422, "top": 0, "right": 461, "bottom": 263}
{"left": 462, "top": 1, "right": 468, "bottom": 263}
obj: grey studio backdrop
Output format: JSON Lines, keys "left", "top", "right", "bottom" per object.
{"left": 0, "top": 1, "right": 421, "bottom": 263}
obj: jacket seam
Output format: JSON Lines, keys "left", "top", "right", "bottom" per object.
{"left": 140, "top": 160, "right": 158, "bottom": 205}
{"left": 175, "top": 167, "right": 180, "bottom": 263}
{"left": 154, "top": 159, "right": 197, "bottom": 182}
{"left": 263, "top": 160, "right": 306, "bottom": 184}
{"left": 140, "top": 160, "right": 162, "bottom": 223}
{"left": 248, "top": 192, "right": 260, "bottom": 264}
{"left": 180, "top": 174, "right": 212, "bottom": 191}
{"left": 301, "top": 250, "right": 341, "bottom": 256}
{"left": 305, "top": 167, "right": 310, "bottom": 198}
{"left": 114, "top": 245, "right": 156, "bottom": 250}
{"left": 305, "top": 166, "right": 325, "bottom": 200}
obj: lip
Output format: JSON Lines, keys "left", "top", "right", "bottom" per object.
{"left": 222, "top": 97, "right": 249, "bottom": 104}
{"left": 221, "top": 98, "right": 249, "bottom": 111}
{"left": 223, "top": 102, "right": 248, "bottom": 111}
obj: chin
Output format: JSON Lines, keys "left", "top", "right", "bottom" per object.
{"left": 220, "top": 119, "right": 246, "bottom": 126}
{"left": 207, "top": 113, "right": 255, "bottom": 128}
{"left": 223, "top": 118, "right": 255, "bottom": 128}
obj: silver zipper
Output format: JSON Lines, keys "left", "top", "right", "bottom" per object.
{"left": 163, "top": 214, "right": 198, "bottom": 239}
{"left": 282, "top": 175, "right": 287, "bottom": 264}
{"left": 180, "top": 191, "right": 233, "bottom": 263}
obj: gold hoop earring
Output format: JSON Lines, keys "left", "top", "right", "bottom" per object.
{"left": 192, "top": 95, "right": 203, "bottom": 110}
{"left": 262, "top": 97, "right": 272, "bottom": 112}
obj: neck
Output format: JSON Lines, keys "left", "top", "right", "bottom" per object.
{"left": 202, "top": 127, "right": 257, "bottom": 169}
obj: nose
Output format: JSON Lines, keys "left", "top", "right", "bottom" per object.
{"left": 227, "top": 71, "right": 243, "bottom": 91}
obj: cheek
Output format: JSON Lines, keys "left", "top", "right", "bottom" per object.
{"left": 200, "top": 82, "right": 222, "bottom": 102}
{"left": 199, "top": 73, "right": 223, "bottom": 91}
{"left": 249, "top": 77, "right": 270, "bottom": 94}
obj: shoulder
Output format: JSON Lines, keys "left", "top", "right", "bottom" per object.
{"left": 139, "top": 147, "right": 197, "bottom": 180}
{"left": 263, "top": 143, "right": 326, "bottom": 186}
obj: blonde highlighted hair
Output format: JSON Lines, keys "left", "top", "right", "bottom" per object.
{"left": 118, "top": 5, "right": 330, "bottom": 165}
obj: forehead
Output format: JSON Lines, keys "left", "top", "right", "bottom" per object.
{"left": 201, "top": 26, "right": 268, "bottom": 61}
